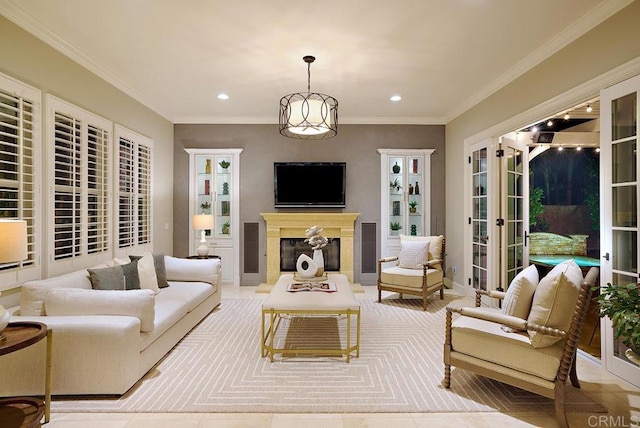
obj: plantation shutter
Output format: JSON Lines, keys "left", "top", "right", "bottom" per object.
{"left": 116, "top": 126, "right": 153, "bottom": 251}
{"left": 137, "top": 143, "right": 152, "bottom": 245}
{"left": 118, "top": 137, "right": 135, "bottom": 248}
{"left": 53, "top": 112, "right": 81, "bottom": 260}
{"left": 87, "top": 124, "right": 110, "bottom": 254}
{"left": 0, "top": 80, "right": 38, "bottom": 271}
{"left": 48, "top": 95, "right": 112, "bottom": 269}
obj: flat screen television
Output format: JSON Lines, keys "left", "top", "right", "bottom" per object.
{"left": 274, "top": 162, "right": 346, "bottom": 208}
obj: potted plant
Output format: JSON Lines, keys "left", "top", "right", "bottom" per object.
{"left": 200, "top": 201, "right": 211, "bottom": 213}
{"left": 390, "top": 178, "right": 402, "bottom": 193}
{"left": 390, "top": 221, "right": 402, "bottom": 232}
{"left": 409, "top": 200, "right": 418, "bottom": 214}
{"left": 219, "top": 160, "right": 230, "bottom": 170}
{"left": 221, "top": 221, "right": 230, "bottom": 234}
{"left": 595, "top": 282, "right": 640, "bottom": 365}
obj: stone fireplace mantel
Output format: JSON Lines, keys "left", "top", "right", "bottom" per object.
{"left": 261, "top": 212, "right": 360, "bottom": 284}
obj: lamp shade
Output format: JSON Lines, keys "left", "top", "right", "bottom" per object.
{"left": 0, "top": 220, "right": 27, "bottom": 263}
{"left": 193, "top": 214, "right": 214, "bottom": 230}
{"left": 279, "top": 56, "right": 338, "bottom": 140}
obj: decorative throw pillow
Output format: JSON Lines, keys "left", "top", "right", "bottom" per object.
{"left": 130, "top": 253, "right": 169, "bottom": 289}
{"left": 527, "top": 259, "right": 583, "bottom": 348}
{"left": 88, "top": 265, "right": 126, "bottom": 290}
{"left": 501, "top": 264, "right": 539, "bottom": 332}
{"left": 400, "top": 234, "right": 443, "bottom": 270}
{"left": 153, "top": 253, "right": 170, "bottom": 288}
{"left": 112, "top": 259, "right": 141, "bottom": 290}
{"left": 398, "top": 238, "right": 430, "bottom": 269}
{"left": 129, "top": 252, "right": 160, "bottom": 293}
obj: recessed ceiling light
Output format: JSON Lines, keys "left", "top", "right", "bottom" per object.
{"left": 531, "top": 126, "right": 538, "bottom": 133}
{"left": 557, "top": 146, "right": 563, "bottom": 151}
{"left": 564, "top": 113, "right": 570, "bottom": 120}
{"left": 547, "top": 120, "right": 553, "bottom": 127}
{"left": 586, "top": 105, "right": 593, "bottom": 113}
{"left": 390, "top": 95, "right": 402, "bottom": 102}
{"left": 217, "top": 93, "right": 229, "bottom": 100}
{"left": 576, "top": 146, "right": 582, "bottom": 151}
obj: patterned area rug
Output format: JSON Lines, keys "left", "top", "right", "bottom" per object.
{"left": 52, "top": 296, "right": 607, "bottom": 414}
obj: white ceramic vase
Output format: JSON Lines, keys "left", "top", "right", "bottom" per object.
{"left": 296, "top": 254, "right": 318, "bottom": 278}
{"left": 313, "top": 249, "right": 325, "bottom": 276}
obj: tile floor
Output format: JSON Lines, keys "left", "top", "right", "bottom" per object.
{"left": 45, "top": 285, "right": 640, "bottom": 428}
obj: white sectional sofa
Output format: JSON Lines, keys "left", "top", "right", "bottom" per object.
{"left": 0, "top": 255, "right": 221, "bottom": 396}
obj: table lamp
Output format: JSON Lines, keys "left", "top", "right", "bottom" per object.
{"left": 193, "top": 214, "right": 214, "bottom": 257}
{"left": 0, "top": 220, "right": 28, "bottom": 343}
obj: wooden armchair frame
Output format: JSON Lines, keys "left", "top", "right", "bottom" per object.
{"left": 377, "top": 237, "right": 445, "bottom": 311}
{"left": 443, "top": 267, "right": 599, "bottom": 428}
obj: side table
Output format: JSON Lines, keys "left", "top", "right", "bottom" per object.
{"left": 0, "top": 322, "right": 52, "bottom": 427}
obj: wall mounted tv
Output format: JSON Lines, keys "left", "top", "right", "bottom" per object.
{"left": 274, "top": 162, "right": 346, "bottom": 208}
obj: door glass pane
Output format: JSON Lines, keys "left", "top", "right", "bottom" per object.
{"left": 473, "top": 174, "right": 487, "bottom": 196}
{"left": 612, "top": 140, "right": 637, "bottom": 184}
{"left": 612, "top": 272, "right": 637, "bottom": 285}
{"left": 612, "top": 230, "right": 637, "bottom": 274}
{"left": 612, "top": 93, "right": 637, "bottom": 141}
{"left": 473, "top": 150, "right": 487, "bottom": 174}
{"left": 472, "top": 147, "right": 489, "bottom": 290}
{"left": 473, "top": 220, "right": 487, "bottom": 241}
{"left": 613, "top": 185, "right": 637, "bottom": 227}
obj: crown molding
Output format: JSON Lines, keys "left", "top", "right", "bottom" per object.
{"left": 0, "top": 0, "right": 174, "bottom": 121}
{"left": 464, "top": 56, "right": 640, "bottom": 146}
{"left": 444, "top": 0, "right": 634, "bottom": 123}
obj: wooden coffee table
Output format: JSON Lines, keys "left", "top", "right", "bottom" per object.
{"left": 261, "top": 273, "right": 361, "bottom": 362}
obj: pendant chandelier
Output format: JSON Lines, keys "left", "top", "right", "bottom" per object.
{"left": 279, "top": 55, "right": 338, "bottom": 139}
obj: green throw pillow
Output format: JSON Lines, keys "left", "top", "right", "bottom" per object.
{"left": 88, "top": 265, "right": 126, "bottom": 290}
{"left": 120, "top": 259, "right": 141, "bottom": 290}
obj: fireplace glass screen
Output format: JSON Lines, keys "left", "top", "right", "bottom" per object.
{"left": 280, "top": 238, "right": 340, "bottom": 272}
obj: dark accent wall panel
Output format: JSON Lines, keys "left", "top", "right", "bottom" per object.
{"left": 361, "top": 222, "right": 377, "bottom": 273}
{"left": 244, "top": 222, "right": 259, "bottom": 273}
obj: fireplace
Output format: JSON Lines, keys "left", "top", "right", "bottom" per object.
{"left": 261, "top": 212, "right": 359, "bottom": 284}
{"left": 280, "top": 238, "right": 340, "bottom": 271}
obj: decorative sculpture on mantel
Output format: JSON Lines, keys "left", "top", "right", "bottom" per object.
{"left": 294, "top": 225, "right": 329, "bottom": 280}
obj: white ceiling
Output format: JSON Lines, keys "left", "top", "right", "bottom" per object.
{"left": 0, "top": 0, "right": 629, "bottom": 125}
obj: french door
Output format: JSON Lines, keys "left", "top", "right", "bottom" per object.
{"left": 600, "top": 74, "right": 640, "bottom": 387}
{"left": 467, "top": 136, "right": 529, "bottom": 303}
{"left": 500, "top": 134, "right": 530, "bottom": 288}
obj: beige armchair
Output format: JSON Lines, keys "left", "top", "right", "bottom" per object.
{"left": 443, "top": 263, "right": 599, "bottom": 428}
{"left": 377, "top": 235, "right": 445, "bottom": 310}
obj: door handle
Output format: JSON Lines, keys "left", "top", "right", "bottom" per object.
{"left": 602, "top": 252, "right": 610, "bottom": 261}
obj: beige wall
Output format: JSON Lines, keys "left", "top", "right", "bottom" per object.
{"left": 174, "top": 124, "right": 445, "bottom": 285}
{"left": 0, "top": 16, "right": 174, "bottom": 304}
{"left": 445, "top": 1, "right": 640, "bottom": 290}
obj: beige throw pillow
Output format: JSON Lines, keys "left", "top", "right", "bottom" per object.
{"left": 501, "top": 264, "right": 538, "bottom": 332}
{"left": 401, "top": 234, "right": 444, "bottom": 270}
{"left": 398, "top": 238, "right": 430, "bottom": 269}
{"left": 527, "top": 259, "right": 583, "bottom": 348}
